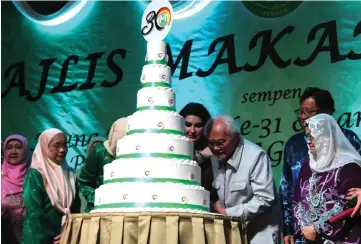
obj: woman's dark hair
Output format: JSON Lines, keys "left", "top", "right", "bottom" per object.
{"left": 300, "top": 87, "right": 336, "bottom": 114}
{"left": 179, "top": 103, "right": 211, "bottom": 125}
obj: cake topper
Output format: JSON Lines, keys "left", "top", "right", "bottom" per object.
{"left": 141, "top": 0, "right": 173, "bottom": 41}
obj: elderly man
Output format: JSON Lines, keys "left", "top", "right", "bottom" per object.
{"left": 205, "top": 115, "right": 281, "bottom": 244}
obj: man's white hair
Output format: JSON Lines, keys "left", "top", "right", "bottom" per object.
{"left": 204, "top": 115, "right": 240, "bottom": 137}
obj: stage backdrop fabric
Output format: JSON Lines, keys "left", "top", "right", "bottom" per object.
{"left": 2, "top": 1, "right": 361, "bottom": 189}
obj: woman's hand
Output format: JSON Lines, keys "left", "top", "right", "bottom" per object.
{"left": 301, "top": 226, "right": 317, "bottom": 241}
{"left": 212, "top": 200, "right": 227, "bottom": 215}
{"left": 345, "top": 188, "right": 361, "bottom": 217}
{"left": 53, "top": 234, "right": 61, "bottom": 244}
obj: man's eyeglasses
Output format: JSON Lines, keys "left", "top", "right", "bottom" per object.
{"left": 208, "top": 140, "right": 226, "bottom": 147}
{"left": 295, "top": 109, "right": 319, "bottom": 117}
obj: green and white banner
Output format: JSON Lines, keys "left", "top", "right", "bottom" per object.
{"left": 2, "top": 1, "right": 361, "bottom": 188}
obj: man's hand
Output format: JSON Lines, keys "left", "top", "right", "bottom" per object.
{"left": 301, "top": 226, "right": 317, "bottom": 241}
{"left": 212, "top": 200, "right": 227, "bottom": 215}
{"left": 283, "top": 235, "right": 294, "bottom": 244}
{"left": 345, "top": 188, "right": 361, "bottom": 217}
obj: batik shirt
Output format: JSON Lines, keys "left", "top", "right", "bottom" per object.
{"left": 280, "top": 128, "right": 361, "bottom": 236}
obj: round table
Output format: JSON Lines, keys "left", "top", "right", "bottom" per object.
{"left": 60, "top": 212, "right": 248, "bottom": 244}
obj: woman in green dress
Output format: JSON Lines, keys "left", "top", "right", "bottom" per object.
{"left": 21, "top": 128, "right": 80, "bottom": 244}
{"left": 77, "top": 136, "right": 106, "bottom": 213}
{"left": 78, "top": 118, "right": 127, "bottom": 212}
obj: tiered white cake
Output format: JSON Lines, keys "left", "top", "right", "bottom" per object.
{"left": 92, "top": 41, "right": 210, "bottom": 213}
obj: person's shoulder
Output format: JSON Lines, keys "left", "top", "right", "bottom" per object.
{"left": 285, "top": 132, "right": 304, "bottom": 147}
{"left": 94, "top": 143, "right": 107, "bottom": 152}
{"left": 26, "top": 168, "right": 42, "bottom": 177}
{"left": 341, "top": 128, "right": 359, "bottom": 137}
{"left": 243, "top": 138, "right": 266, "bottom": 155}
{"left": 24, "top": 168, "right": 44, "bottom": 186}
{"left": 340, "top": 162, "right": 361, "bottom": 172}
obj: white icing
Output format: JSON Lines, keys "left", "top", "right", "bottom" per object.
{"left": 127, "top": 110, "right": 184, "bottom": 134}
{"left": 146, "top": 41, "right": 167, "bottom": 61}
{"left": 104, "top": 158, "right": 201, "bottom": 184}
{"left": 93, "top": 182, "right": 210, "bottom": 212}
{"left": 137, "top": 87, "right": 175, "bottom": 109}
{"left": 116, "top": 133, "right": 194, "bottom": 158}
{"left": 141, "top": 65, "right": 171, "bottom": 84}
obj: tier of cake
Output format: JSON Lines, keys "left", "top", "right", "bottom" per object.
{"left": 137, "top": 87, "right": 175, "bottom": 111}
{"left": 103, "top": 158, "right": 201, "bottom": 185}
{"left": 93, "top": 182, "right": 210, "bottom": 213}
{"left": 116, "top": 133, "right": 194, "bottom": 160}
{"left": 145, "top": 41, "right": 167, "bottom": 64}
{"left": 141, "top": 64, "right": 171, "bottom": 86}
{"left": 127, "top": 110, "right": 184, "bottom": 135}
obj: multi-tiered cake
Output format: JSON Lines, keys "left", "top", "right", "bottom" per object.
{"left": 92, "top": 41, "right": 210, "bottom": 213}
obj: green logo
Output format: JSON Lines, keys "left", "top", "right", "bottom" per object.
{"left": 156, "top": 13, "right": 169, "bottom": 28}
{"left": 243, "top": 1, "right": 303, "bottom": 18}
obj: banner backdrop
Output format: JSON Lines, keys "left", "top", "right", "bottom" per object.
{"left": 2, "top": 1, "right": 361, "bottom": 189}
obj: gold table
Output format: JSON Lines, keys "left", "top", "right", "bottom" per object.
{"left": 61, "top": 212, "right": 248, "bottom": 244}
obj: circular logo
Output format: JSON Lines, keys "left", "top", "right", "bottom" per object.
{"left": 157, "top": 122, "right": 164, "bottom": 129}
{"left": 141, "top": 0, "right": 174, "bottom": 41}
{"left": 243, "top": 1, "right": 302, "bottom": 18}
{"left": 110, "top": 172, "right": 114, "bottom": 178}
{"left": 136, "top": 145, "right": 141, "bottom": 151}
{"left": 148, "top": 97, "right": 153, "bottom": 104}
{"left": 123, "top": 194, "right": 128, "bottom": 200}
{"left": 145, "top": 170, "right": 150, "bottom": 176}
{"left": 152, "top": 194, "right": 158, "bottom": 200}
{"left": 169, "top": 146, "right": 175, "bottom": 152}
{"left": 160, "top": 73, "right": 167, "bottom": 81}
{"left": 181, "top": 197, "right": 187, "bottom": 203}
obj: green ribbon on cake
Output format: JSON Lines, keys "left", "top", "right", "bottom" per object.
{"left": 104, "top": 177, "right": 199, "bottom": 185}
{"left": 116, "top": 153, "right": 192, "bottom": 160}
{"left": 95, "top": 202, "right": 209, "bottom": 211}
{"left": 137, "top": 106, "right": 176, "bottom": 112}
{"left": 145, "top": 59, "right": 167, "bottom": 65}
{"left": 127, "top": 129, "right": 183, "bottom": 136}
{"left": 142, "top": 82, "right": 171, "bottom": 88}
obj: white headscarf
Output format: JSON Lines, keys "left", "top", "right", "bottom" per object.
{"left": 31, "top": 128, "right": 76, "bottom": 228}
{"left": 306, "top": 114, "right": 361, "bottom": 173}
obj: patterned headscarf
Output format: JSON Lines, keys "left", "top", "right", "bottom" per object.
{"left": 306, "top": 114, "right": 361, "bottom": 173}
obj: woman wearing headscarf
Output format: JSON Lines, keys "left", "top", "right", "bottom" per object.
{"left": 21, "top": 128, "right": 80, "bottom": 244}
{"left": 179, "top": 103, "right": 218, "bottom": 201}
{"left": 1, "top": 135, "right": 31, "bottom": 244}
{"left": 78, "top": 118, "right": 127, "bottom": 213}
{"left": 293, "top": 114, "right": 361, "bottom": 243}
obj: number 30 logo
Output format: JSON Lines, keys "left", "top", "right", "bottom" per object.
{"left": 141, "top": 1, "right": 173, "bottom": 42}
